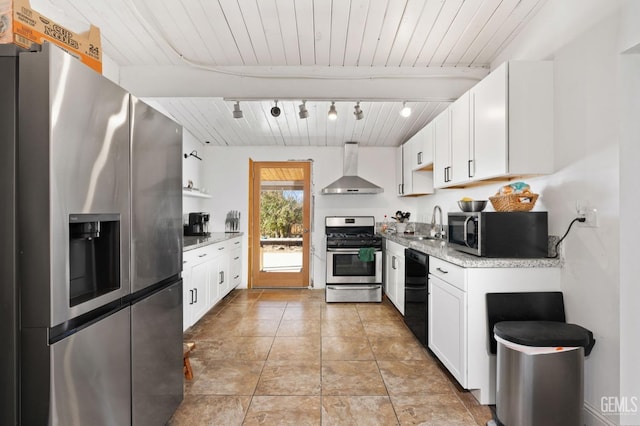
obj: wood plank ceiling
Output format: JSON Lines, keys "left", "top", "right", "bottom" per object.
{"left": 31, "top": 0, "right": 546, "bottom": 147}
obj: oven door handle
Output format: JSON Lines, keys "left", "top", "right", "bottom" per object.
{"left": 326, "top": 248, "right": 381, "bottom": 253}
{"left": 326, "top": 285, "right": 380, "bottom": 291}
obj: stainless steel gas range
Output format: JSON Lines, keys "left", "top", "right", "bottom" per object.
{"left": 325, "top": 216, "right": 383, "bottom": 302}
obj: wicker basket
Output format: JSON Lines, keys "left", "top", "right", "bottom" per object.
{"left": 489, "top": 193, "right": 539, "bottom": 212}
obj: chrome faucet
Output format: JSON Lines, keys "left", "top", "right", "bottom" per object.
{"left": 430, "top": 205, "right": 445, "bottom": 239}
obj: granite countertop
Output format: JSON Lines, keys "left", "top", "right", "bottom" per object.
{"left": 382, "top": 232, "right": 563, "bottom": 268}
{"left": 184, "top": 232, "right": 243, "bottom": 252}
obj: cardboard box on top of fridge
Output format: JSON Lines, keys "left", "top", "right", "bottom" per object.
{"left": 0, "top": 0, "right": 102, "bottom": 73}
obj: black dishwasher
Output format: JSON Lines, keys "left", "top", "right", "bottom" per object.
{"left": 404, "top": 249, "right": 428, "bottom": 347}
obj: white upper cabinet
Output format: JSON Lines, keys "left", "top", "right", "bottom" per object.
{"left": 470, "top": 64, "right": 508, "bottom": 181}
{"left": 395, "top": 146, "right": 404, "bottom": 196}
{"left": 433, "top": 61, "right": 553, "bottom": 188}
{"left": 449, "top": 92, "right": 472, "bottom": 186}
{"left": 410, "top": 125, "right": 434, "bottom": 171}
{"left": 402, "top": 140, "right": 434, "bottom": 196}
{"left": 397, "top": 129, "right": 434, "bottom": 196}
{"left": 470, "top": 61, "right": 553, "bottom": 180}
{"left": 433, "top": 109, "right": 450, "bottom": 188}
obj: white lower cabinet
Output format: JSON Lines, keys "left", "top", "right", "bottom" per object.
{"left": 429, "top": 263, "right": 467, "bottom": 387}
{"left": 428, "top": 256, "right": 561, "bottom": 404}
{"left": 209, "top": 243, "right": 228, "bottom": 306}
{"left": 384, "top": 239, "right": 405, "bottom": 315}
{"left": 230, "top": 239, "right": 242, "bottom": 289}
{"left": 181, "top": 256, "right": 194, "bottom": 331}
{"left": 182, "top": 249, "right": 211, "bottom": 331}
{"left": 182, "top": 236, "right": 243, "bottom": 331}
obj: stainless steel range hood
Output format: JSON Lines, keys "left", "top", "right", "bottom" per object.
{"left": 321, "top": 142, "right": 383, "bottom": 194}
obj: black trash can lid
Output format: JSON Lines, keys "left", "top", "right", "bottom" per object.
{"left": 494, "top": 321, "right": 596, "bottom": 356}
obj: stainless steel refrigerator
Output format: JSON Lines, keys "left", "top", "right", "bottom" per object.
{"left": 0, "top": 43, "right": 21, "bottom": 426}
{"left": 1, "top": 42, "right": 183, "bottom": 425}
{"left": 129, "top": 96, "right": 184, "bottom": 426}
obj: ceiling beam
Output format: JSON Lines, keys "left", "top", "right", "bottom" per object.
{"left": 119, "top": 65, "right": 489, "bottom": 101}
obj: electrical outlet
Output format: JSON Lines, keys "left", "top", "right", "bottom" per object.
{"left": 576, "top": 200, "right": 599, "bottom": 228}
{"left": 581, "top": 208, "right": 599, "bottom": 227}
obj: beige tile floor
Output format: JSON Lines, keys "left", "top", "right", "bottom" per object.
{"left": 170, "top": 289, "right": 493, "bottom": 426}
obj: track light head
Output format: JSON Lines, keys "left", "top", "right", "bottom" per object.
{"left": 353, "top": 102, "right": 364, "bottom": 120}
{"left": 270, "top": 100, "right": 281, "bottom": 117}
{"left": 232, "top": 101, "right": 243, "bottom": 119}
{"left": 298, "top": 101, "right": 309, "bottom": 119}
{"left": 328, "top": 101, "right": 338, "bottom": 120}
{"left": 400, "top": 101, "right": 412, "bottom": 117}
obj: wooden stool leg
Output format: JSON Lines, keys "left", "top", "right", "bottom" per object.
{"left": 184, "top": 356, "right": 193, "bottom": 380}
{"left": 183, "top": 342, "right": 196, "bottom": 380}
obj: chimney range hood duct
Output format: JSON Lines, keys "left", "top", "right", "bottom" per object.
{"left": 321, "top": 142, "right": 383, "bottom": 194}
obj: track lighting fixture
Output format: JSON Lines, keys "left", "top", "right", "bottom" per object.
{"left": 328, "top": 101, "right": 338, "bottom": 120}
{"left": 232, "top": 101, "right": 243, "bottom": 119}
{"left": 298, "top": 101, "right": 309, "bottom": 119}
{"left": 270, "top": 100, "right": 281, "bottom": 117}
{"left": 400, "top": 101, "right": 412, "bottom": 118}
{"left": 353, "top": 102, "right": 364, "bottom": 120}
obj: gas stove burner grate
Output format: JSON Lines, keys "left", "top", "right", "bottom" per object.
{"left": 326, "top": 232, "right": 375, "bottom": 239}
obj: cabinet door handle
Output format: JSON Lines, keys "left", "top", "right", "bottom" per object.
{"left": 436, "top": 267, "right": 448, "bottom": 274}
{"left": 234, "top": 241, "right": 240, "bottom": 245}
{"left": 468, "top": 159, "right": 474, "bottom": 178}
{"left": 194, "top": 288, "right": 198, "bottom": 303}
{"left": 198, "top": 253, "right": 207, "bottom": 258}
{"left": 234, "top": 256, "right": 240, "bottom": 260}
{"left": 234, "top": 275, "right": 240, "bottom": 280}
{"left": 417, "top": 151, "right": 423, "bottom": 165}
{"left": 392, "top": 256, "right": 396, "bottom": 269}
{"left": 218, "top": 247, "right": 225, "bottom": 251}
{"left": 219, "top": 271, "right": 224, "bottom": 284}
{"left": 189, "top": 289, "right": 194, "bottom": 305}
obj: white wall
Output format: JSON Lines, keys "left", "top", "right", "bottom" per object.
{"left": 201, "top": 145, "right": 417, "bottom": 288}
{"left": 101, "top": 54, "right": 119, "bottom": 85}
{"left": 619, "top": 2, "right": 640, "bottom": 424}
{"left": 182, "top": 130, "right": 207, "bottom": 220}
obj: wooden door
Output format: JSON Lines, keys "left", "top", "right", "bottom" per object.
{"left": 249, "top": 161, "right": 311, "bottom": 288}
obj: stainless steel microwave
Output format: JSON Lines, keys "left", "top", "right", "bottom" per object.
{"left": 447, "top": 212, "right": 549, "bottom": 258}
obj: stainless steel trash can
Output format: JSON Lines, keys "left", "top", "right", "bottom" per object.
{"left": 494, "top": 321, "right": 595, "bottom": 426}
